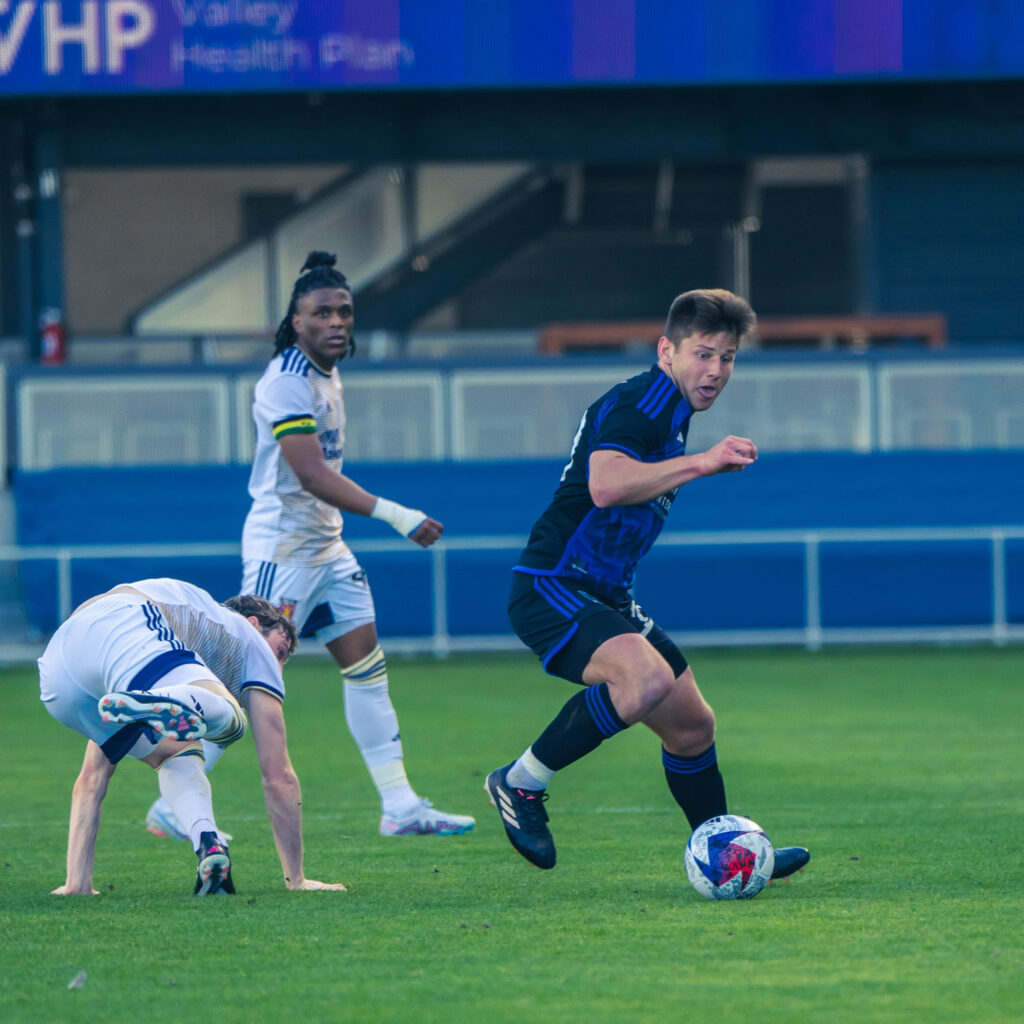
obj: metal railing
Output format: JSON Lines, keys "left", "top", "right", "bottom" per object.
{"left": 1, "top": 524, "right": 1020, "bottom": 663}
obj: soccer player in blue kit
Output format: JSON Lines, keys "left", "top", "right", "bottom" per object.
{"left": 486, "top": 289, "right": 810, "bottom": 878}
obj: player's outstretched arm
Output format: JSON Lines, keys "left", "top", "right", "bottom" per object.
{"left": 245, "top": 689, "right": 347, "bottom": 892}
{"left": 589, "top": 435, "right": 757, "bottom": 508}
{"left": 277, "top": 432, "right": 440, "bottom": 547}
{"left": 52, "top": 741, "right": 116, "bottom": 895}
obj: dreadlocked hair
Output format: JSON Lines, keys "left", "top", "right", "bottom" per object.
{"left": 273, "top": 249, "right": 356, "bottom": 358}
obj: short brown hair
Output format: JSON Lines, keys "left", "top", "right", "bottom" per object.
{"left": 664, "top": 289, "right": 756, "bottom": 345}
{"left": 223, "top": 594, "right": 298, "bottom": 655}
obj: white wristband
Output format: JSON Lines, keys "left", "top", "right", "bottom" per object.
{"left": 371, "top": 497, "right": 427, "bottom": 538}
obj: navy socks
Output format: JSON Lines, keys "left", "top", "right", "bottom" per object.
{"left": 532, "top": 684, "right": 627, "bottom": 772}
{"left": 662, "top": 743, "right": 728, "bottom": 830}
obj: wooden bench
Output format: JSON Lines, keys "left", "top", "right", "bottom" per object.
{"left": 538, "top": 313, "right": 948, "bottom": 354}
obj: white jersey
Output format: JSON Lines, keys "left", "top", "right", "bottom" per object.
{"left": 128, "top": 578, "right": 285, "bottom": 701}
{"left": 242, "top": 346, "right": 350, "bottom": 567}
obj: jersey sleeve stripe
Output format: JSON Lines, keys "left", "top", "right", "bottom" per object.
{"left": 637, "top": 375, "right": 674, "bottom": 418}
{"left": 240, "top": 681, "right": 284, "bottom": 700}
{"left": 281, "top": 348, "right": 311, "bottom": 375}
{"left": 272, "top": 416, "right": 317, "bottom": 439}
{"left": 594, "top": 442, "right": 642, "bottom": 459}
{"left": 644, "top": 385, "right": 675, "bottom": 419}
{"left": 637, "top": 374, "right": 672, "bottom": 415}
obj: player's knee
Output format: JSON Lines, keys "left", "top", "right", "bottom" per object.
{"left": 208, "top": 704, "right": 247, "bottom": 747}
{"left": 681, "top": 706, "right": 716, "bottom": 752}
{"left": 689, "top": 706, "right": 716, "bottom": 749}
{"left": 628, "top": 663, "right": 676, "bottom": 719}
{"left": 196, "top": 689, "right": 247, "bottom": 747}
{"left": 657, "top": 697, "right": 716, "bottom": 754}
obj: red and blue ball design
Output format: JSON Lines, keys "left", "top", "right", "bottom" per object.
{"left": 684, "top": 814, "right": 775, "bottom": 900}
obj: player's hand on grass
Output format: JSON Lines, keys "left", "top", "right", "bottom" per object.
{"left": 700, "top": 435, "right": 758, "bottom": 476}
{"left": 286, "top": 878, "right": 347, "bottom": 892}
{"left": 409, "top": 516, "right": 443, "bottom": 548}
{"left": 51, "top": 884, "right": 100, "bottom": 895}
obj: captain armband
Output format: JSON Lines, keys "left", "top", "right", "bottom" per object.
{"left": 272, "top": 415, "right": 317, "bottom": 440}
{"left": 371, "top": 497, "right": 427, "bottom": 539}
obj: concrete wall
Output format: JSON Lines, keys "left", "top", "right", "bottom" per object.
{"left": 63, "top": 165, "right": 346, "bottom": 333}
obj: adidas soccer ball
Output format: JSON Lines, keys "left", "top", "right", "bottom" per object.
{"left": 684, "top": 814, "right": 775, "bottom": 900}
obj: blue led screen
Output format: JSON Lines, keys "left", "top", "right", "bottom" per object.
{"left": 2, "top": 1, "right": 1024, "bottom": 97}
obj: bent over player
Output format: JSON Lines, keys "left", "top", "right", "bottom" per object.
{"left": 40, "top": 577, "right": 346, "bottom": 895}
{"left": 486, "top": 289, "right": 810, "bottom": 878}
{"left": 147, "top": 251, "right": 472, "bottom": 840}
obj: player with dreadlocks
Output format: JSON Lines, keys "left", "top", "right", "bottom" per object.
{"left": 145, "top": 251, "right": 474, "bottom": 841}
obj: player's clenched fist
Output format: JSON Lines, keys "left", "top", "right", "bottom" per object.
{"left": 699, "top": 435, "right": 758, "bottom": 476}
{"left": 410, "top": 516, "right": 444, "bottom": 548}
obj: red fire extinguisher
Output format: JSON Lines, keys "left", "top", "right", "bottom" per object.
{"left": 39, "top": 307, "right": 67, "bottom": 365}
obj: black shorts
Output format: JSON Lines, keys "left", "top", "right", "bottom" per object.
{"left": 508, "top": 570, "right": 688, "bottom": 685}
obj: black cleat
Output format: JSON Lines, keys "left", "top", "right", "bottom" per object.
{"left": 485, "top": 763, "right": 556, "bottom": 870}
{"left": 771, "top": 846, "right": 810, "bottom": 880}
{"left": 194, "top": 831, "right": 235, "bottom": 895}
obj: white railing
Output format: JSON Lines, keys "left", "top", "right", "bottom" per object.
{"left": 1, "top": 525, "right": 1020, "bottom": 663}
{"left": 13, "top": 354, "right": 1024, "bottom": 470}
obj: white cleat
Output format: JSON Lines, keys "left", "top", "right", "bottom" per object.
{"left": 379, "top": 799, "right": 476, "bottom": 836}
{"left": 146, "top": 800, "right": 188, "bottom": 841}
{"left": 97, "top": 691, "right": 206, "bottom": 742}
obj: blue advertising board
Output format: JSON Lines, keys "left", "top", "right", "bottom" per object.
{"left": 3, "top": 1, "right": 1024, "bottom": 97}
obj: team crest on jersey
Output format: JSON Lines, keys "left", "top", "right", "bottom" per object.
{"left": 279, "top": 600, "right": 298, "bottom": 620}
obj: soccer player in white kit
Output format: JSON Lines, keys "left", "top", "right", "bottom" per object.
{"left": 146, "top": 251, "right": 473, "bottom": 840}
{"left": 40, "top": 578, "right": 346, "bottom": 895}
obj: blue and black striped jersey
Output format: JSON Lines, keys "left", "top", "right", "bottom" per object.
{"left": 514, "top": 364, "right": 692, "bottom": 601}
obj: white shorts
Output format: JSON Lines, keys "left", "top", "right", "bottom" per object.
{"left": 38, "top": 593, "right": 218, "bottom": 763}
{"left": 241, "top": 551, "right": 376, "bottom": 645}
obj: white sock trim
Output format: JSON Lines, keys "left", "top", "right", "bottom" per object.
{"left": 506, "top": 748, "right": 555, "bottom": 790}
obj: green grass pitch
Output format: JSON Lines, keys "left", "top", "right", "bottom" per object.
{"left": 1, "top": 645, "right": 1021, "bottom": 1023}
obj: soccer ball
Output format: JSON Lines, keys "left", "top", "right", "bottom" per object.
{"left": 684, "top": 814, "right": 775, "bottom": 900}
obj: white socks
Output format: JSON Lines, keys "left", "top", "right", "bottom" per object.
{"left": 342, "top": 646, "right": 420, "bottom": 818}
{"left": 506, "top": 748, "right": 555, "bottom": 791}
{"left": 157, "top": 750, "right": 218, "bottom": 852}
{"left": 150, "top": 741, "right": 226, "bottom": 841}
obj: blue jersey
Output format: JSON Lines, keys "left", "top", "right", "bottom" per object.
{"left": 514, "top": 364, "right": 692, "bottom": 602}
